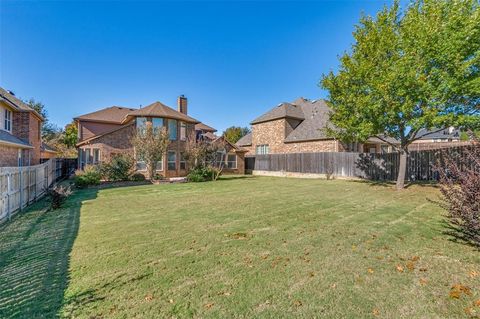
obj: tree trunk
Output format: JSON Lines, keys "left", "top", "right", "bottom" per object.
{"left": 148, "top": 162, "right": 155, "bottom": 181}
{"left": 396, "top": 148, "right": 407, "bottom": 190}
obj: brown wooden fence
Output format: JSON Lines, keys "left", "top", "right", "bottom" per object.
{"left": 251, "top": 146, "right": 479, "bottom": 181}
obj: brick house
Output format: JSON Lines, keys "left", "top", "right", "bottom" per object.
{"left": 236, "top": 97, "right": 393, "bottom": 155}
{"left": 75, "top": 96, "right": 246, "bottom": 177}
{"left": 0, "top": 87, "right": 44, "bottom": 167}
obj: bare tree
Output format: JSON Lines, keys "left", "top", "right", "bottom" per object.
{"left": 131, "top": 124, "right": 170, "bottom": 180}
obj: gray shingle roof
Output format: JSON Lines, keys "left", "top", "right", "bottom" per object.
{"left": 0, "top": 87, "right": 44, "bottom": 120}
{"left": 414, "top": 127, "right": 461, "bottom": 140}
{"left": 0, "top": 130, "right": 32, "bottom": 148}
{"left": 74, "top": 106, "right": 136, "bottom": 123}
{"left": 251, "top": 102, "right": 305, "bottom": 125}
{"left": 123, "top": 101, "right": 200, "bottom": 124}
{"left": 236, "top": 132, "right": 252, "bottom": 146}
{"left": 283, "top": 99, "right": 334, "bottom": 142}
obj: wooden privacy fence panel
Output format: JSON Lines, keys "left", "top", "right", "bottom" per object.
{"left": 253, "top": 146, "right": 479, "bottom": 181}
{"left": 0, "top": 159, "right": 56, "bottom": 223}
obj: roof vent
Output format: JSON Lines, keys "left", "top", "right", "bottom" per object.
{"left": 311, "top": 99, "right": 318, "bottom": 103}
{"left": 277, "top": 103, "right": 283, "bottom": 107}
{"left": 7, "top": 90, "right": 15, "bottom": 96}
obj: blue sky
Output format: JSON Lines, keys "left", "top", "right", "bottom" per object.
{"left": 1, "top": 0, "right": 394, "bottom": 133}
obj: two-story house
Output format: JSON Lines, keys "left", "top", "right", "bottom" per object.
{"left": 236, "top": 97, "right": 393, "bottom": 155}
{"left": 0, "top": 87, "right": 44, "bottom": 167}
{"left": 75, "top": 96, "right": 246, "bottom": 177}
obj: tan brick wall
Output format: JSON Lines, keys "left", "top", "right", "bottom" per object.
{"left": 0, "top": 145, "right": 20, "bottom": 167}
{"left": 251, "top": 119, "right": 341, "bottom": 155}
{"left": 12, "top": 112, "right": 42, "bottom": 164}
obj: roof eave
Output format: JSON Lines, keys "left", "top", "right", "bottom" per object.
{"left": 0, "top": 139, "right": 34, "bottom": 149}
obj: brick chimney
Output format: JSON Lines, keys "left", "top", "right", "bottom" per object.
{"left": 177, "top": 95, "right": 187, "bottom": 114}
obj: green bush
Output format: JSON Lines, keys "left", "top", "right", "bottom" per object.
{"left": 187, "top": 167, "right": 216, "bottom": 182}
{"left": 100, "top": 154, "right": 135, "bottom": 181}
{"left": 75, "top": 166, "right": 101, "bottom": 188}
{"left": 130, "top": 173, "right": 146, "bottom": 182}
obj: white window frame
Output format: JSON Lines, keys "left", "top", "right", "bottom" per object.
{"left": 4, "top": 108, "right": 12, "bottom": 132}
{"left": 85, "top": 149, "right": 91, "bottom": 164}
{"left": 167, "top": 151, "right": 176, "bottom": 170}
{"left": 180, "top": 121, "right": 186, "bottom": 141}
{"left": 17, "top": 149, "right": 22, "bottom": 167}
{"left": 256, "top": 144, "right": 269, "bottom": 155}
{"left": 227, "top": 154, "right": 237, "bottom": 169}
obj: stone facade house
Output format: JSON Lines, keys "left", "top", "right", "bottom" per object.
{"left": 75, "top": 96, "right": 246, "bottom": 177}
{"left": 0, "top": 87, "right": 44, "bottom": 167}
{"left": 236, "top": 97, "right": 392, "bottom": 156}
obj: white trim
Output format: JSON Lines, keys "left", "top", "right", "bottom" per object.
{"left": 0, "top": 140, "right": 33, "bottom": 149}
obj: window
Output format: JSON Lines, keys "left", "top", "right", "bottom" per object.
{"left": 167, "top": 151, "right": 176, "bottom": 170}
{"left": 85, "top": 149, "right": 91, "bottom": 164}
{"left": 4, "top": 109, "right": 11, "bottom": 131}
{"left": 180, "top": 122, "right": 186, "bottom": 141}
{"left": 93, "top": 149, "right": 100, "bottom": 164}
{"left": 180, "top": 152, "right": 186, "bottom": 170}
{"left": 255, "top": 144, "right": 269, "bottom": 155}
{"left": 227, "top": 154, "right": 237, "bottom": 169}
{"left": 136, "top": 117, "right": 147, "bottom": 134}
{"left": 156, "top": 157, "right": 164, "bottom": 171}
{"left": 152, "top": 118, "right": 165, "bottom": 132}
{"left": 168, "top": 120, "right": 177, "bottom": 140}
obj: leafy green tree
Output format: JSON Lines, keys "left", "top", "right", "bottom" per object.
{"left": 222, "top": 126, "right": 251, "bottom": 144}
{"left": 63, "top": 122, "right": 78, "bottom": 148}
{"left": 25, "top": 98, "right": 61, "bottom": 140}
{"left": 321, "top": 0, "right": 480, "bottom": 189}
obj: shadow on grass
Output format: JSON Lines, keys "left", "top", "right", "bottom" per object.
{"left": 439, "top": 219, "right": 480, "bottom": 250}
{"left": 0, "top": 188, "right": 98, "bottom": 318}
{"left": 217, "top": 175, "right": 255, "bottom": 182}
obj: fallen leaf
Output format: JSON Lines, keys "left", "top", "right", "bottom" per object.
{"left": 293, "top": 300, "right": 302, "bottom": 307}
{"left": 419, "top": 267, "right": 428, "bottom": 272}
{"left": 419, "top": 278, "right": 428, "bottom": 285}
{"left": 450, "top": 284, "right": 472, "bottom": 299}
{"left": 169, "top": 299, "right": 174, "bottom": 304}
{"left": 144, "top": 294, "right": 154, "bottom": 301}
{"left": 368, "top": 268, "right": 374, "bottom": 274}
{"left": 309, "top": 272, "right": 315, "bottom": 277}
{"left": 331, "top": 283, "right": 337, "bottom": 289}
{"left": 396, "top": 265, "right": 404, "bottom": 272}
{"left": 475, "top": 299, "right": 480, "bottom": 307}
{"left": 470, "top": 270, "right": 479, "bottom": 278}
{"left": 465, "top": 307, "right": 473, "bottom": 315}
{"left": 204, "top": 303, "right": 214, "bottom": 309}
{"left": 372, "top": 308, "right": 380, "bottom": 316}
{"left": 406, "top": 261, "right": 415, "bottom": 271}
{"left": 410, "top": 256, "right": 420, "bottom": 262}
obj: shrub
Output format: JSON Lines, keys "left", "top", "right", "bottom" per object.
{"left": 187, "top": 167, "right": 216, "bottom": 182}
{"left": 48, "top": 185, "right": 72, "bottom": 210}
{"left": 130, "top": 173, "right": 146, "bottom": 182}
{"left": 100, "top": 154, "right": 135, "bottom": 181}
{"left": 75, "top": 166, "right": 101, "bottom": 188}
{"left": 152, "top": 173, "right": 164, "bottom": 181}
{"left": 437, "top": 145, "right": 480, "bottom": 247}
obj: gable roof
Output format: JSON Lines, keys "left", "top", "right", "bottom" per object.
{"left": 76, "top": 123, "right": 134, "bottom": 147}
{"left": 414, "top": 127, "right": 461, "bottom": 140}
{"left": 236, "top": 132, "right": 252, "bottom": 146}
{"left": 0, "top": 87, "right": 44, "bottom": 120}
{"left": 284, "top": 99, "right": 334, "bottom": 143}
{"left": 74, "top": 106, "right": 136, "bottom": 124}
{"left": 41, "top": 142, "right": 58, "bottom": 153}
{"left": 195, "top": 122, "right": 217, "bottom": 132}
{"left": 0, "top": 130, "right": 33, "bottom": 148}
{"left": 251, "top": 101, "right": 305, "bottom": 125}
{"left": 122, "top": 101, "right": 200, "bottom": 124}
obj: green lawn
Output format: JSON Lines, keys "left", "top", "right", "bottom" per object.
{"left": 1, "top": 176, "right": 479, "bottom": 318}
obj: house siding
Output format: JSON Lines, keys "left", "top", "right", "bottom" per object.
{"left": 0, "top": 145, "right": 20, "bottom": 167}
{"left": 78, "top": 120, "right": 123, "bottom": 141}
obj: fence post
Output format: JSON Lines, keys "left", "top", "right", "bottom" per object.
{"left": 19, "top": 167, "right": 23, "bottom": 211}
{"left": 6, "top": 173, "right": 11, "bottom": 221}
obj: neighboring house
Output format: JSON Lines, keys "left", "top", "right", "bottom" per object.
{"left": 74, "top": 96, "right": 245, "bottom": 177}
{"left": 40, "top": 142, "right": 59, "bottom": 161}
{"left": 412, "top": 127, "right": 461, "bottom": 143}
{"left": 0, "top": 87, "right": 44, "bottom": 167}
{"left": 236, "top": 97, "right": 390, "bottom": 155}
